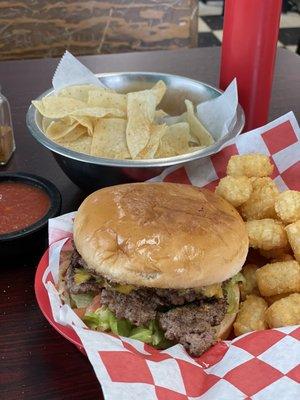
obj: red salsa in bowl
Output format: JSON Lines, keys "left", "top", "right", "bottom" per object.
{"left": 0, "top": 173, "right": 61, "bottom": 265}
{"left": 0, "top": 182, "right": 51, "bottom": 234}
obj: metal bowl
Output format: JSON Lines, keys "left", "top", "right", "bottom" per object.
{"left": 26, "top": 72, "right": 245, "bottom": 192}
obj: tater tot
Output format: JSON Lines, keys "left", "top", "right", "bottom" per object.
{"left": 215, "top": 176, "right": 253, "bottom": 207}
{"left": 259, "top": 248, "right": 293, "bottom": 261}
{"left": 234, "top": 295, "right": 268, "bottom": 336}
{"left": 265, "top": 293, "right": 300, "bottom": 328}
{"left": 240, "top": 264, "right": 260, "bottom": 300}
{"left": 265, "top": 293, "right": 290, "bottom": 306}
{"left": 246, "top": 219, "right": 288, "bottom": 251}
{"left": 270, "top": 254, "right": 294, "bottom": 263}
{"left": 239, "top": 177, "right": 279, "bottom": 220}
{"left": 256, "top": 260, "right": 300, "bottom": 297}
{"left": 227, "top": 153, "right": 273, "bottom": 178}
{"left": 275, "top": 190, "right": 300, "bottom": 224}
{"left": 285, "top": 220, "right": 300, "bottom": 262}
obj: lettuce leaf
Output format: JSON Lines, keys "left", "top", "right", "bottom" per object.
{"left": 109, "top": 313, "right": 132, "bottom": 337}
{"left": 83, "top": 307, "right": 111, "bottom": 331}
{"left": 130, "top": 327, "right": 153, "bottom": 344}
{"left": 82, "top": 313, "right": 102, "bottom": 330}
{"left": 83, "top": 306, "right": 133, "bottom": 336}
{"left": 149, "top": 320, "right": 173, "bottom": 349}
{"left": 81, "top": 305, "right": 171, "bottom": 348}
{"left": 129, "top": 321, "right": 172, "bottom": 348}
{"left": 70, "top": 293, "right": 94, "bottom": 308}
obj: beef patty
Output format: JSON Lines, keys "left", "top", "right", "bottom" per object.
{"left": 66, "top": 250, "right": 206, "bottom": 306}
{"left": 65, "top": 250, "right": 102, "bottom": 294}
{"left": 66, "top": 249, "right": 228, "bottom": 356}
{"left": 159, "top": 300, "right": 227, "bottom": 356}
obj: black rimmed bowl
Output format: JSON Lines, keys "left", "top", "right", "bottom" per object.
{"left": 0, "top": 173, "right": 61, "bottom": 265}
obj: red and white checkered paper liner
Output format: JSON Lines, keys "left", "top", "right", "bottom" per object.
{"left": 44, "top": 112, "right": 300, "bottom": 400}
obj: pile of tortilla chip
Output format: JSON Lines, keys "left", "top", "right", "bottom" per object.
{"left": 32, "top": 81, "right": 215, "bottom": 160}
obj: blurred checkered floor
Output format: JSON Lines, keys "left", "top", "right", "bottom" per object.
{"left": 198, "top": 1, "right": 300, "bottom": 54}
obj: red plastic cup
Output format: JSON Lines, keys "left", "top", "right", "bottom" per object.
{"left": 220, "top": 0, "right": 282, "bottom": 131}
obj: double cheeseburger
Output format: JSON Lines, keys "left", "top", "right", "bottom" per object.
{"left": 59, "top": 183, "right": 248, "bottom": 356}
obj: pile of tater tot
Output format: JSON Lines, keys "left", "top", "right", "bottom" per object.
{"left": 215, "top": 153, "right": 300, "bottom": 336}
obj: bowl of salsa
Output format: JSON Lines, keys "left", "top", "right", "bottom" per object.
{"left": 0, "top": 173, "right": 61, "bottom": 265}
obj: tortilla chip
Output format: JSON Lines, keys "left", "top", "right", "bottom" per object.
{"left": 189, "top": 145, "right": 206, "bottom": 152}
{"left": 137, "top": 124, "right": 167, "bottom": 159}
{"left": 57, "top": 85, "right": 106, "bottom": 102}
{"left": 88, "top": 91, "right": 127, "bottom": 113}
{"left": 71, "top": 107, "right": 125, "bottom": 118}
{"left": 185, "top": 100, "right": 214, "bottom": 146}
{"left": 41, "top": 117, "right": 52, "bottom": 132}
{"left": 32, "top": 96, "right": 87, "bottom": 118}
{"left": 91, "top": 118, "right": 130, "bottom": 159}
{"left": 155, "top": 122, "right": 194, "bottom": 158}
{"left": 163, "top": 112, "right": 187, "bottom": 126}
{"left": 151, "top": 80, "right": 167, "bottom": 106}
{"left": 58, "top": 135, "right": 92, "bottom": 155}
{"left": 34, "top": 81, "right": 213, "bottom": 160}
{"left": 46, "top": 119, "right": 86, "bottom": 142}
{"left": 46, "top": 117, "right": 78, "bottom": 139}
{"left": 57, "top": 125, "right": 87, "bottom": 143}
{"left": 126, "top": 90, "right": 156, "bottom": 158}
{"left": 69, "top": 115, "right": 95, "bottom": 136}
{"left": 155, "top": 109, "right": 169, "bottom": 124}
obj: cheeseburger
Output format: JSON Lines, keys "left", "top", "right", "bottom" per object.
{"left": 59, "top": 183, "right": 248, "bottom": 356}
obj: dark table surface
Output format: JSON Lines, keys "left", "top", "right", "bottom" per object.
{"left": 1, "top": 47, "right": 299, "bottom": 400}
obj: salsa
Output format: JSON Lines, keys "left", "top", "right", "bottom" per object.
{"left": 0, "top": 181, "right": 50, "bottom": 234}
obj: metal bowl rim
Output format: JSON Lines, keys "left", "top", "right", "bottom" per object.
{"left": 26, "top": 71, "right": 245, "bottom": 168}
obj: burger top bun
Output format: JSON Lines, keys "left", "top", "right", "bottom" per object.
{"left": 74, "top": 183, "right": 248, "bottom": 289}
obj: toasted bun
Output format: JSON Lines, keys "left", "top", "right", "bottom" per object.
{"left": 217, "top": 284, "right": 240, "bottom": 340}
{"left": 74, "top": 183, "right": 248, "bottom": 288}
